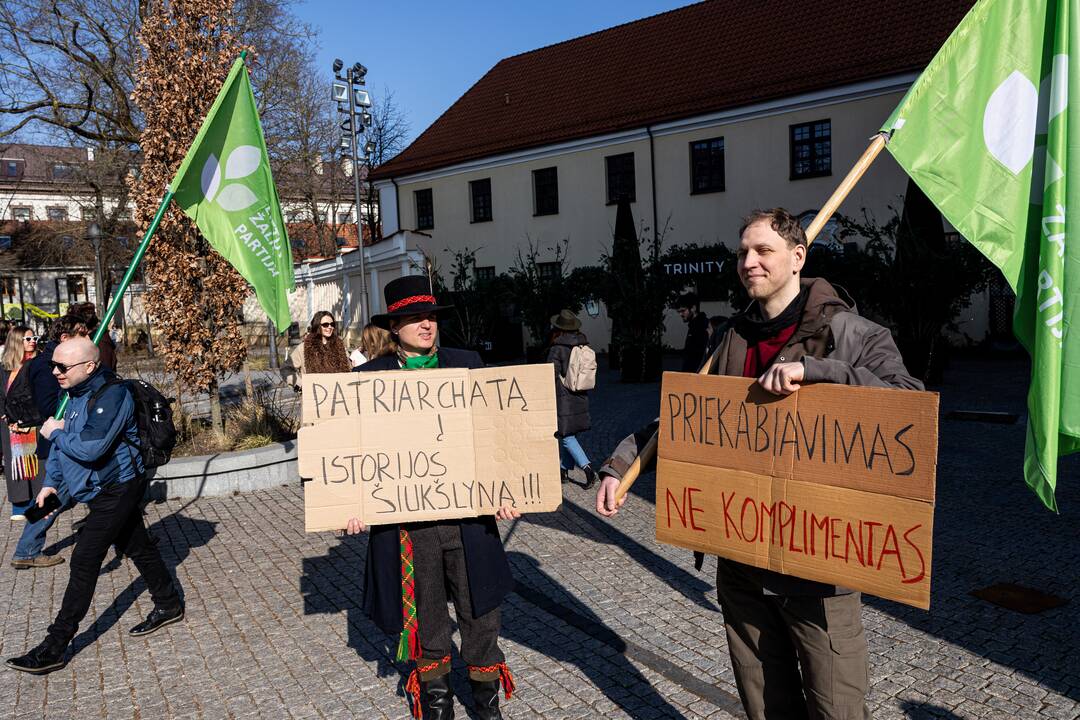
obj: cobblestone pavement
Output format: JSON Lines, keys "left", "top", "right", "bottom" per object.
{"left": 1, "top": 355, "right": 1078, "bottom": 719}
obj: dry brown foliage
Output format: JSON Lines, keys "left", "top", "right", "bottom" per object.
{"left": 129, "top": 0, "right": 249, "bottom": 400}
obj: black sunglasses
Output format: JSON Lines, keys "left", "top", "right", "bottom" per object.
{"left": 48, "top": 359, "right": 94, "bottom": 375}
{"left": 319, "top": 321, "right": 336, "bottom": 328}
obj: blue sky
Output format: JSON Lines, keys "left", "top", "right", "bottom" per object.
{"left": 296, "top": 0, "right": 691, "bottom": 146}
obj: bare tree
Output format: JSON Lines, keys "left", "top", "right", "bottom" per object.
{"left": 361, "top": 87, "right": 410, "bottom": 243}
{"left": 0, "top": 0, "right": 144, "bottom": 144}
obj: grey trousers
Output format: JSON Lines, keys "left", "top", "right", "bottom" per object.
{"left": 410, "top": 522, "right": 503, "bottom": 674}
{"left": 717, "top": 563, "right": 871, "bottom": 720}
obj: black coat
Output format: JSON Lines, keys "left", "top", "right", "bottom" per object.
{"left": 358, "top": 347, "right": 515, "bottom": 636}
{"left": 546, "top": 332, "right": 590, "bottom": 437}
{"left": 27, "top": 341, "right": 62, "bottom": 459}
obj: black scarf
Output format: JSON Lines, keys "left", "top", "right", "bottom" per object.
{"left": 733, "top": 285, "right": 810, "bottom": 345}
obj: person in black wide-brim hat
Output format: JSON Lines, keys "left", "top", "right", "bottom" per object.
{"left": 348, "top": 275, "right": 519, "bottom": 720}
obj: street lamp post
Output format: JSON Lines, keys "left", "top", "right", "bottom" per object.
{"left": 332, "top": 59, "right": 373, "bottom": 328}
{"left": 87, "top": 222, "right": 106, "bottom": 319}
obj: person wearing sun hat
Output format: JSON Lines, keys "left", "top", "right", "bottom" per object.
{"left": 348, "top": 275, "right": 519, "bottom": 720}
{"left": 545, "top": 309, "right": 596, "bottom": 489}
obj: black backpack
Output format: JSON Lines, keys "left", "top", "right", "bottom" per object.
{"left": 5, "top": 364, "right": 46, "bottom": 428}
{"left": 89, "top": 377, "right": 177, "bottom": 470}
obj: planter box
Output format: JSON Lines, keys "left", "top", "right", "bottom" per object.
{"left": 147, "top": 440, "right": 297, "bottom": 500}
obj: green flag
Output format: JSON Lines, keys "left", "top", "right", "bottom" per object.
{"left": 170, "top": 57, "right": 294, "bottom": 332}
{"left": 883, "top": 0, "right": 1078, "bottom": 510}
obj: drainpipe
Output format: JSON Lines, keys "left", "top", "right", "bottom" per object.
{"left": 391, "top": 178, "right": 401, "bottom": 231}
{"left": 646, "top": 126, "right": 659, "bottom": 254}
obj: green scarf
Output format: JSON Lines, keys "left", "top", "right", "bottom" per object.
{"left": 401, "top": 352, "right": 439, "bottom": 370}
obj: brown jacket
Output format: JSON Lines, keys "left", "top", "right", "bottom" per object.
{"left": 600, "top": 277, "right": 923, "bottom": 595}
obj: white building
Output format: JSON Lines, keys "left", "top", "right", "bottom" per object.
{"left": 370, "top": 0, "right": 992, "bottom": 350}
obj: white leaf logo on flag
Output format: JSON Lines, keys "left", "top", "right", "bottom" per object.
{"left": 201, "top": 154, "right": 222, "bottom": 203}
{"left": 200, "top": 145, "right": 262, "bottom": 211}
{"left": 216, "top": 184, "right": 259, "bottom": 211}
{"left": 225, "top": 145, "right": 261, "bottom": 179}
{"left": 983, "top": 71, "right": 1038, "bottom": 175}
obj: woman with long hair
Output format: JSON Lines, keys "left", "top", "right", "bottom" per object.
{"left": 348, "top": 322, "right": 395, "bottom": 367}
{"left": 1, "top": 326, "right": 40, "bottom": 520}
{"left": 281, "top": 311, "right": 352, "bottom": 391}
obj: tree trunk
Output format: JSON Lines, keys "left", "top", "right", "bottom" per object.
{"left": 209, "top": 379, "right": 223, "bottom": 435}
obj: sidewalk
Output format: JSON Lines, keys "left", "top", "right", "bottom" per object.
{"left": 1, "top": 355, "right": 1077, "bottom": 719}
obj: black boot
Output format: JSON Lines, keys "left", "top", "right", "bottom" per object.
{"left": 6, "top": 636, "right": 67, "bottom": 675}
{"left": 419, "top": 674, "right": 455, "bottom": 720}
{"left": 560, "top": 468, "right": 570, "bottom": 484}
{"left": 469, "top": 678, "right": 503, "bottom": 720}
{"left": 583, "top": 465, "right": 597, "bottom": 490}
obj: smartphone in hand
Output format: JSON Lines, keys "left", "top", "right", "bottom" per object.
{"left": 23, "top": 493, "right": 61, "bottom": 523}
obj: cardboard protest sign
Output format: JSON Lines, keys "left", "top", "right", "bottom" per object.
{"left": 297, "top": 364, "right": 561, "bottom": 531}
{"left": 656, "top": 373, "right": 938, "bottom": 609}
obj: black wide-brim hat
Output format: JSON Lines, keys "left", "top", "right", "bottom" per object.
{"left": 370, "top": 275, "right": 454, "bottom": 330}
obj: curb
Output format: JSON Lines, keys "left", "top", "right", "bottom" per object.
{"left": 147, "top": 439, "right": 297, "bottom": 500}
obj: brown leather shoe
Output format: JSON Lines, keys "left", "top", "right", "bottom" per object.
{"left": 10, "top": 555, "right": 65, "bottom": 569}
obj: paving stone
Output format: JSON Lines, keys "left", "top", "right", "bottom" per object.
{"left": 0, "top": 357, "right": 1077, "bottom": 718}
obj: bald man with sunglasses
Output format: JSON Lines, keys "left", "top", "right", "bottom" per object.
{"left": 6, "top": 337, "right": 183, "bottom": 675}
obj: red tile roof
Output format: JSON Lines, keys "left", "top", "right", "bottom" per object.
{"left": 371, "top": 0, "right": 975, "bottom": 181}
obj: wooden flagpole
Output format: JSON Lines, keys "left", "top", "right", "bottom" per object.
{"left": 612, "top": 132, "right": 890, "bottom": 503}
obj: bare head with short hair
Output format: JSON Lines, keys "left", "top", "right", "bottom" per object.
{"left": 52, "top": 336, "right": 101, "bottom": 389}
{"left": 737, "top": 208, "right": 807, "bottom": 249}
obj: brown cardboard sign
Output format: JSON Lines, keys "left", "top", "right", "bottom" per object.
{"left": 298, "top": 365, "right": 562, "bottom": 531}
{"left": 656, "top": 373, "right": 938, "bottom": 609}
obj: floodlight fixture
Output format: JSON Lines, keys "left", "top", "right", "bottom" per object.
{"left": 332, "top": 58, "right": 344, "bottom": 73}
{"left": 364, "top": 140, "right": 377, "bottom": 155}
{"left": 361, "top": 111, "right": 372, "bottom": 126}
{"left": 353, "top": 88, "right": 372, "bottom": 108}
{"left": 332, "top": 82, "right": 349, "bottom": 102}
{"left": 352, "top": 62, "right": 368, "bottom": 79}
{"left": 340, "top": 135, "right": 352, "bottom": 150}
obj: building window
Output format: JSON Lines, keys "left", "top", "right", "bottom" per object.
{"left": 605, "top": 152, "right": 636, "bottom": 204}
{"left": 532, "top": 167, "right": 559, "bottom": 216}
{"left": 3, "top": 160, "right": 23, "bottom": 178}
{"left": 286, "top": 210, "right": 306, "bottom": 223}
{"left": 65, "top": 275, "right": 87, "bottom": 303}
{"left": 0, "top": 277, "right": 21, "bottom": 317}
{"left": 10, "top": 206, "right": 31, "bottom": 222}
{"left": 336, "top": 211, "right": 352, "bottom": 225}
{"left": 61, "top": 235, "right": 75, "bottom": 248}
{"left": 415, "top": 189, "right": 434, "bottom": 230}
{"left": 537, "top": 261, "right": 561, "bottom": 281}
{"left": 475, "top": 265, "right": 496, "bottom": 283}
{"left": 51, "top": 163, "right": 75, "bottom": 180}
{"left": 470, "top": 179, "right": 492, "bottom": 223}
{"left": 46, "top": 206, "right": 69, "bottom": 222}
{"left": 0, "top": 236, "right": 10, "bottom": 251}
{"left": 790, "top": 120, "right": 831, "bottom": 179}
{"left": 116, "top": 236, "right": 130, "bottom": 248}
{"left": 690, "top": 137, "right": 725, "bottom": 194}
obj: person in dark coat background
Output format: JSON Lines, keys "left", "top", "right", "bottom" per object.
{"left": 675, "top": 291, "right": 710, "bottom": 372}
{"left": 346, "top": 275, "right": 520, "bottom": 720}
{"left": 545, "top": 309, "right": 595, "bottom": 489}
{"left": 9, "top": 315, "right": 81, "bottom": 568}
{"left": 67, "top": 302, "right": 117, "bottom": 371}
{"left": 2, "top": 325, "right": 39, "bottom": 520}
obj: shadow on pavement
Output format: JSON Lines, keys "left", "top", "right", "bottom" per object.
{"left": 870, "top": 358, "right": 1080, "bottom": 706}
{"left": 300, "top": 534, "right": 692, "bottom": 718}
{"left": 505, "top": 551, "right": 690, "bottom": 719}
{"left": 68, "top": 512, "right": 216, "bottom": 659}
{"left": 521, "top": 496, "right": 718, "bottom": 614}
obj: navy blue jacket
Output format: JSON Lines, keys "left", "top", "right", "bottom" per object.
{"left": 28, "top": 341, "right": 63, "bottom": 459}
{"left": 44, "top": 367, "right": 143, "bottom": 504}
{"left": 358, "top": 347, "right": 515, "bottom": 636}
